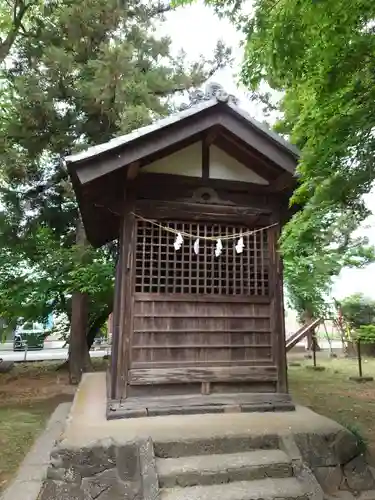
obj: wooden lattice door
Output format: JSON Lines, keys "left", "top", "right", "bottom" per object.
{"left": 131, "top": 218, "right": 274, "bottom": 384}
{"left": 135, "top": 220, "right": 269, "bottom": 296}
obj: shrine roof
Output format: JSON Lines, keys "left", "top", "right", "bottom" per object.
{"left": 65, "top": 96, "right": 299, "bottom": 167}
{"left": 65, "top": 89, "right": 299, "bottom": 247}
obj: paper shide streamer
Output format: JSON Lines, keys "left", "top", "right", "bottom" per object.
{"left": 130, "top": 212, "right": 278, "bottom": 258}
{"left": 215, "top": 238, "right": 223, "bottom": 257}
{"left": 174, "top": 232, "right": 183, "bottom": 250}
{"left": 235, "top": 236, "right": 244, "bottom": 254}
{"left": 175, "top": 235, "right": 241, "bottom": 258}
{"left": 193, "top": 239, "right": 200, "bottom": 255}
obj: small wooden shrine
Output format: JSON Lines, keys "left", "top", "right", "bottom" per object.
{"left": 66, "top": 89, "right": 299, "bottom": 419}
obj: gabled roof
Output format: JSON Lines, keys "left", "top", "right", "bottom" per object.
{"left": 66, "top": 98, "right": 299, "bottom": 167}
{"left": 65, "top": 95, "right": 299, "bottom": 247}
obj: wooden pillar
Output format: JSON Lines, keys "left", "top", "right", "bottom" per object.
{"left": 109, "top": 254, "right": 122, "bottom": 400}
{"left": 110, "top": 191, "right": 136, "bottom": 401}
{"left": 269, "top": 220, "right": 288, "bottom": 394}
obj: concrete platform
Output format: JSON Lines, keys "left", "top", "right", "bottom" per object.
{"left": 62, "top": 372, "right": 343, "bottom": 449}
{"left": 37, "top": 372, "right": 375, "bottom": 500}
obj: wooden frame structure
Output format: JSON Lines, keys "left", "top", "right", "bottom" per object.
{"left": 66, "top": 94, "right": 299, "bottom": 419}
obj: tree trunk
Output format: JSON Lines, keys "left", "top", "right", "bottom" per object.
{"left": 58, "top": 304, "right": 112, "bottom": 372}
{"left": 69, "top": 291, "right": 90, "bottom": 384}
{"left": 69, "top": 217, "right": 91, "bottom": 384}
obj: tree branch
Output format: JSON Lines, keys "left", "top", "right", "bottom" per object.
{"left": 3, "top": 167, "right": 68, "bottom": 199}
{"left": 0, "top": 0, "right": 36, "bottom": 63}
{"left": 149, "top": 2, "right": 173, "bottom": 17}
{"left": 150, "top": 61, "right": 224, "bottom": 97}
{"left": 128, "top": 1, "right": 174, "bottom": 19}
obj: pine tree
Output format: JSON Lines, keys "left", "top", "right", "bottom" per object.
{"left": 0, "top": 0, "right": 232, "bottom": 380}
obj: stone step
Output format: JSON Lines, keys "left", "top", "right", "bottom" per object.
{"left": 154, "top": 434, "right": 280, "bottom": 458}
{"left": 160, "top": 477, "right": 309, "bottom": 500}
{"left": 157, "top": 449, "right": 293, "bottom": 487}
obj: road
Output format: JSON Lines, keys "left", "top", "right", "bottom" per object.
{"left": 0, "top": 346, "right": 110, "bottom": 362}
{"left": 0, "top": 339, "right": 343, "bottom": 363}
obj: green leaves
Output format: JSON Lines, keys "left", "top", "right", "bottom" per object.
{"left": 167, "top": 0, "right": 375, "bottom": 319}
{"left": 340, "top": 294, "right": 375, "bottom": 329}
{"left": 0, "top": 225, "right": 114, "bottom": 325}
{"left": 237, "top": 0, "right": 375, "bottom": 317}
{"left": 339, "top": 294, "right": 375, "bottom": 344}
{"left": 280, "top": 204, "right": 375, "bottom": 317}
{"left": 0, "top": 0, "right": 40, "bottom": 64}
{"left": 0, "top": 0, "right": 232, "bottom": 339}
{"left": 356, "top": 325, "right": 375, "bottom": 344}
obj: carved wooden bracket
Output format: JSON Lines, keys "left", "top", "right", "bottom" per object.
{"left": 189, "top": 187, "right": 235, "bottom": 206}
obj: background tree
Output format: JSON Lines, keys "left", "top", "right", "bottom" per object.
{"left": 339, "top": 294, "right": 375, "bottom": 332}
{"left": 175, "top": 0, "right": 375, "bottom": 327}
{"left": 0, "top": 0, "right": 232, "bottom": 380}
{"left": 243, "top": 0, "right": 375, "bottom": 325}
{"left": 0, "top": 0, "right": 39, "bottom": 63}
{"left": 339, "top": 294, "right": 375, "bottom": 374}
{"left": 282, "top": 209, "right": 374, "bottom": 347}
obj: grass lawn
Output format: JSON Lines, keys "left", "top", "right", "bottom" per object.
{"left": 0, "top": 362, "right": 75, "bottom": 491}
{"left": 1, "top": 356, "right": 375, "bottom": 492}
{"left": 289, "top": 356, "right": 375, "bottom": 451}
{"left": 0, "top": 399, "right": 70, "bottom": 491}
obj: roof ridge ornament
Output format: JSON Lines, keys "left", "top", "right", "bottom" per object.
{"left": 216, "top": 88, "right": 229, "bottom": 103}
{"left": 179, "top": 82, "right": 239, "bottom": 111}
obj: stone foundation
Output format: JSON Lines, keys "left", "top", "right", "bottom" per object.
{"left": 35, "top": 373, "right": 375, "bottom": 500}
{"left": 38, "top": 424, "right": 375, "bottom": 500}
{"left": 286, "top": 432, "right": 375, "bottom": 496}
{"left": 39, "top": 438, "right": 158, "bottom": 500}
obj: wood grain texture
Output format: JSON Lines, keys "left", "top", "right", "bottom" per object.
{"left": 202, "top": 135, "right": 210, "bottom": 180}
{"left": 268, "top": 218, "right": 287, "bottom": 393}
{"left": 108, "top": 176, "right": 290, "bottom": 405}
{"left": 134, "top": 294, "right": 271, "bottom": 303}
{"left": 133, "top": 299, "right": 272, "bottom": 366}
{"left": 129, "top": 366, "right": 278, "bottom": 385}
{"left": 135, "top": 200, "right": 270, "bottom": 225}
{"left": 114, "top": 190, "right": 136, "bottom": 399}
{"left": 107, "top": 392, "right": 295, "bottom": 419}
{"left": 131, "top": 360, "right": 275, "bottom": 368}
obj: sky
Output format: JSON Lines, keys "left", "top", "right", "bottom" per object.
{"left": 157, "top": 2, "right": 375, "bottom": 301}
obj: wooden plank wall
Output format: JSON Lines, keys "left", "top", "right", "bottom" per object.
{"left": 110, "top": 202, "right": 288, "bottom": 401}
{"left": 129, "top": 296, "right": 276, "bottom": 395}
{"left": 132, "top": 297, "right": 272, "bottom": 365}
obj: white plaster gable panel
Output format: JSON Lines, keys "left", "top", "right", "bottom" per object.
{"left": 141, "top": 142, "right": 202, "bottom": 177}
{"left": 209, "top": 145, "right": 269, "bottom": 185}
